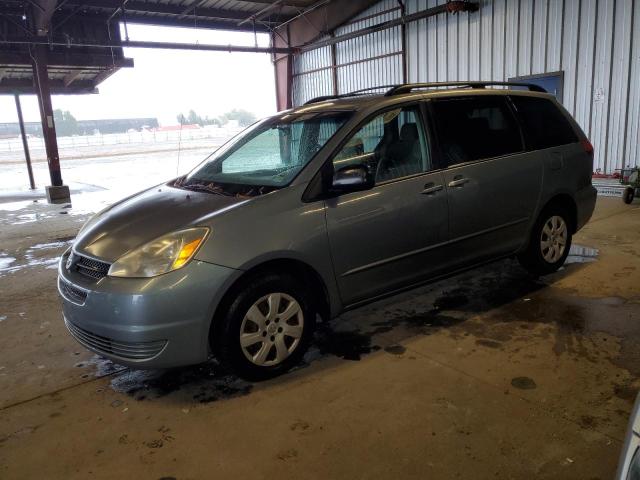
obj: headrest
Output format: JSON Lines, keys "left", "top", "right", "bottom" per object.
{"left": 467, "top": 117, "right": 491, "bottom": 133}
{"left": 400, "top": 123, "right": 418, "bottom": 141}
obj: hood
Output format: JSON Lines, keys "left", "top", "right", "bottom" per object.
{"left": 74, "top": 185, "right": 247, "bottom": 262}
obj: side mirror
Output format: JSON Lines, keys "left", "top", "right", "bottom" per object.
{"left": 331, "top": 164, "right": 373, "bottom": 193}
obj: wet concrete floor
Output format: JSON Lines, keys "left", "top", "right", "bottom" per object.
{"left": 0, "top": 196, "right": 639, "bottom": 479}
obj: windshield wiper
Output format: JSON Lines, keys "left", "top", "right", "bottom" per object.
{"left": 271, "top": 164, "right": 301, "bottom": 178}
{"left": 180, "top": 183, "right": 233, "bottom": 196}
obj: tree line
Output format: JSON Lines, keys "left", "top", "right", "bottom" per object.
{"left": 47, "top": 108, "right": 258, "bottom": 137}
{"left": 176, "top": 109, "right": 257, "bottom": 128}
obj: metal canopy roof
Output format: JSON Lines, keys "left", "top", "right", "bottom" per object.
{"left": 0, "top": 0, "right": 318, "bottom": 94}
{"left": 52, "top": 0, "right": 317, "bottom": 32}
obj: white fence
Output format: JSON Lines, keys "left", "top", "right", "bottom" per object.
{"left": 0, "top": 126, "right": 243, "bottom": 163}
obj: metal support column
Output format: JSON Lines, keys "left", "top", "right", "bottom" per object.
{"left": 14, "top": 94, "right": 35, "bottom": 190}
{"left": 330, "top": 33, "right": 339, "bottom": 96}
{"left": 398, "top": 0, "right": 408, "bottom": 83}
{"left": 31, "top": 45, "right": 70, "bottom": 202}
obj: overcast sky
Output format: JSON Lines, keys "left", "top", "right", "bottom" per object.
{"left": 0, "top": 24, "right": 277, "bottom": 126}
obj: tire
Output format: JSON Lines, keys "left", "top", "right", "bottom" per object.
{"left": 518, "top": 206, "right": 573, "bottom": 276}
{"left": 623, "top": 186, "right": 635, "bottom": 204}
{"left": 214, "top": 272, "right": 316, "bottom": 380}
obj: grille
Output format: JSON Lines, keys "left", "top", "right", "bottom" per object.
{"left": 65, "top": 319, "right": 167, "bottom": 360}
{"left": 75, "top": 255, "right": 110, "bottom": 280}
{"left": 58, "top": 278, "right": 88, "bottom": 305}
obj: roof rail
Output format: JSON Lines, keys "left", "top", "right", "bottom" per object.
{"left": 304, "top": 84, "right": 400, "bottom": 105}
{"left": 384, "top": 81, "right": 547, "bottom": 96}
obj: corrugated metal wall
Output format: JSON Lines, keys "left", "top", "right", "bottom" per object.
{"left": 334, "top": 0, "right": 404, "bottom": 94}
{"left": 292, "top": 0, "right": 403, "bottom": 105}
{"left": 292, "top": 0, "right": 640, "bottom": 173}
{"left": 292, "top": 40, "right": 333, "bottom": 107}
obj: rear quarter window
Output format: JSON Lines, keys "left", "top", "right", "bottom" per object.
{"left": 510, "top": 96, "right": 579, "bottom": 150}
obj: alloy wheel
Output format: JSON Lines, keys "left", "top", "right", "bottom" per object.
{"left": 540, "top": 215, "right": 568, "bottom": 263}
{"left": 239, "top": 292, "right": 304, "bottom": 367}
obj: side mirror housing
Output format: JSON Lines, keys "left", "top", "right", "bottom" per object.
{"left": 331, "top": 164, "right": 373, "bottom": 193}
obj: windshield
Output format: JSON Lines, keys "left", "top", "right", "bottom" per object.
{"left": 180, "top": 111, "right": 351, "bottom": 192}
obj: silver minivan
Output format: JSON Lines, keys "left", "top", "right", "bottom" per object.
{"left": 58, "top": 82, "right": 597, "bottom": 379}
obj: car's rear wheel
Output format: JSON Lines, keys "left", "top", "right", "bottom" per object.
{"left": 518, "top": 207, "right": 573, "bottom": 276}
{"left": 215, "top": 273, "right": 315, "bottom": 380}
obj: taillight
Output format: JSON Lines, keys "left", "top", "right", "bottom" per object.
{"left": 581, "top": 138, "right": 594, "bottom": 155}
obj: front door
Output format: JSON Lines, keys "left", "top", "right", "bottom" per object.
{"left": 324, "top": 104, "right": 449, "bottom": 306}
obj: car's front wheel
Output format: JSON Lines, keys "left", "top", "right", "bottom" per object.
{"left": 518, "top": 207, "right": 573, "bottom": 276}
{"left": 214, "top": 272, "right": 315, "bottom": 380}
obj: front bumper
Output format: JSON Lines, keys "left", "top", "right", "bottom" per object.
{"left": 58, "top": 249, "right": 240, "bottom": 369}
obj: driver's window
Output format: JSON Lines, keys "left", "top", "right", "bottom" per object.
{"left": 332, "top": 105, "right": 430, "bottom": 183}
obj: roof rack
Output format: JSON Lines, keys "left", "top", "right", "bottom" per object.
{"left": 304, "top": 84, "right": 400, "bottom": 105}
{"left": 385, "top": 81, "right": 547, "bottom": 96}
{"left": 303, "top": 81, "right": 547, "bottom": 106}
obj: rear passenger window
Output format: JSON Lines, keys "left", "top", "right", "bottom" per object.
{"left": 431, "top": 96, "right": 523, "bottom": 165}
{"left": 510, "top": 96, "right": 578, "bottom": 150}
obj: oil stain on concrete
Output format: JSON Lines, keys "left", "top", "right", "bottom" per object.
{"left": 511, "top": 376, "right": 537, "bottom": 390}
{"left": 109, "top": 362, "right": 253, "bottom": 404}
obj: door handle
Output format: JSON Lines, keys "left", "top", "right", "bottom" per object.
{"left": 421, "top": 183, "right": 443, "bottom": 195}
{"left": 448, "top": 177, "right": 469, "bottom": 188}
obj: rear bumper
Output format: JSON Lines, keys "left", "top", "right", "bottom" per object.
{"left": 575, "top": 185, "right": 597, "bottom": 231}
{"left": 58, "top": 250, "right": 241, "bottom": 369}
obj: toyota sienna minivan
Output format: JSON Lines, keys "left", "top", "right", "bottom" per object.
{"left": 58, "top": 81, "right": 597, "bottom": 379}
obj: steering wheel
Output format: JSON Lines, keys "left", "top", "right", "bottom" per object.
{"left": 374, "top": 151, "right": 398, "bottom": 181}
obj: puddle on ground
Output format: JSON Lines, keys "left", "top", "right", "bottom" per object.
{"left": 53, "top": 235, "right": 76, "bottom": 243}
{"left": 566, "top": 244, "right": 599, "bottom": 264}
{"left": 0, "top": 239, "right": 72, "bottom": 276}
{"left": 0, "top": 255, "right": 16, "bottom": 271}
{"left": 75, "top": 355, "right": 125, "bottom": 378}
{"left": 109, "top": 361, "right": 252, "bottom": 404}
{"left": 511, "top": 376, "right": 537, "bottom": 390}
{"left": 0, "top": 200, "right": 37, "bottom": 212}
{"left": 314, "top": 325, "right": 381, "bottom": 361}
{"left": 384, "top": 345, "right": 407, "bottom": 355}
{"left": 28, "top": 241, "right": 70, "bottom": 250}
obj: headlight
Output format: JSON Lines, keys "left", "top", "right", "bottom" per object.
{"left": 108, "top": 227, "right": 209, "bottom": 278}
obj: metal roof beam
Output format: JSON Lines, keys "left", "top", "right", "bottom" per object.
{"left": 178, "top": 0, "right": 208, "bottom": 17}
{"left": 108, "top": 14, "right": 273, "bottom": 33}
{"left": 238, "top": 0, "right": 283, "bottom": 27}
{"left": 31, "top": 0, "right": 58, "bottom": 35}
{"left": 0, "top": 50, "right": 134, "bottom": 69}
{"left": 273, "top": 0, "right": 329, "bottom": 31}
{"left": 56, "top": 0, "right": 292, "bottom": 25}
{"left": 62, "top": 68, "right": 82, "bottom": 86}
{"left": 0, "top": 78, "right": 98, "bottom": 94}
{"left": 0, "top": 37, "right": 294, "bottom": 54}
{"left": 215, "top": 0, "right": 308, "bottom": 6}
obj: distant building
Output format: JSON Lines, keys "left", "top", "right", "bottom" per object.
{"left": 0, "top": 117, "right": 159, "bottom": 138}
